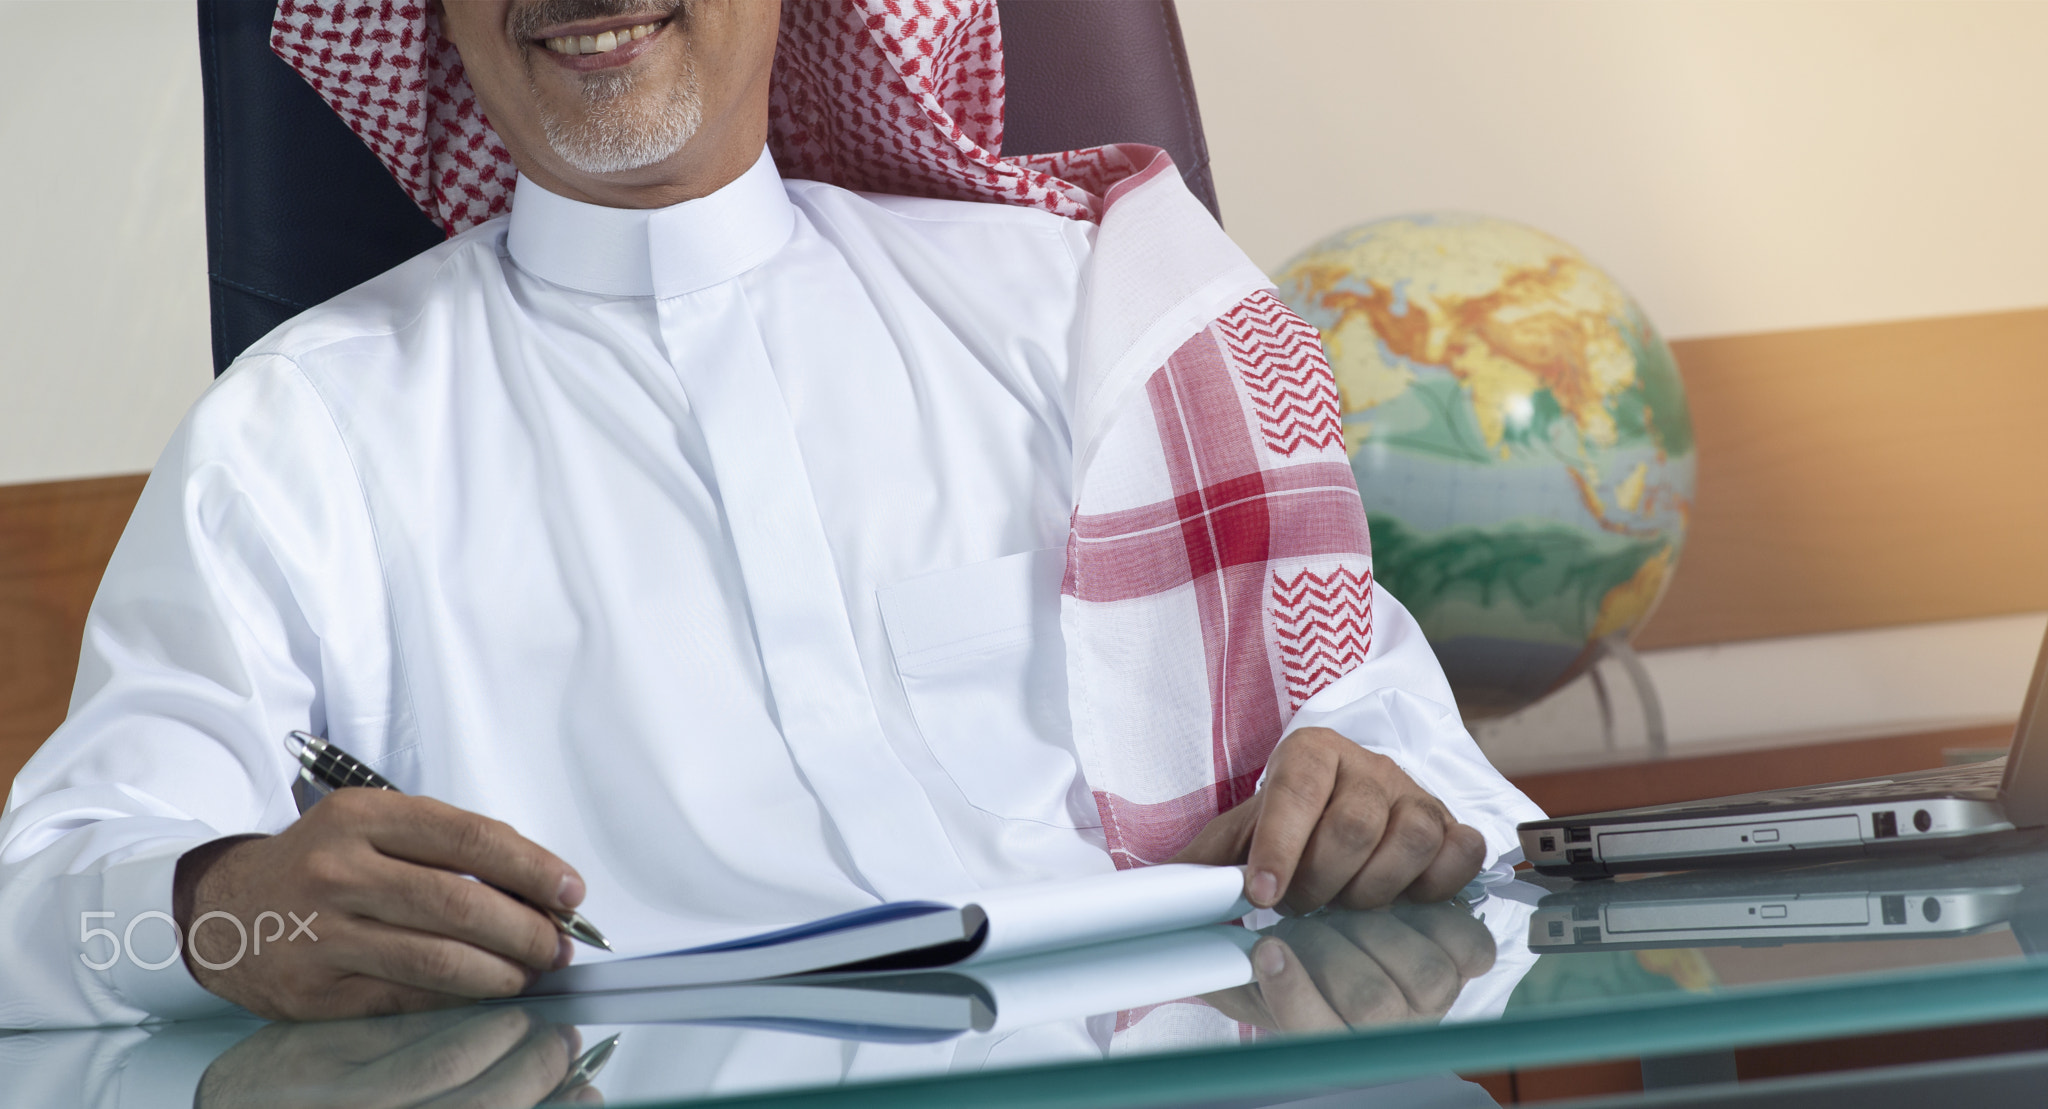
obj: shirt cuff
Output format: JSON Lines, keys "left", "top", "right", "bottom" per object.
{"left": 101, "top": 845, "right": 241, "bottom": 1022}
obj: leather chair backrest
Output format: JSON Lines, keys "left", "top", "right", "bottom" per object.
{"left": 1000, "top": 1, "right": 1218, "bottom": 215}
{"left": 197, "top": 0, "right": 1218, "bottom": 375}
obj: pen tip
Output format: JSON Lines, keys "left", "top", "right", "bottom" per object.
{"left": 564, "top": 912, "right": 613, "bottom": 951}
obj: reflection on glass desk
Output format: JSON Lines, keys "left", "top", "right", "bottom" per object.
{"left": 17, "top": 842, "right": 2048, "bottom": 1109}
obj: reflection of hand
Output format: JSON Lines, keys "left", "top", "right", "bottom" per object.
{"left": 1169, "top": 728, "right": 1487, "bottom": 913}
{"left": 1206, "top": 902, "right": 1497, "bottom": 1033}
{"left": 196, "top": 1005, "right": 600, "bottom": 1109}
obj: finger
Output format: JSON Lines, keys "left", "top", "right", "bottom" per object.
{"left": 1284, "top": 783, "right": 1390, "bottom": 914}
{"left": 199, "top": 1018, "right": 461, "bottom": 1109}
{"left": 1200, "top": 982, "right": 1278, "bottom": 1028}
{"left": 333, "top": 792, "right": 584, "bottom": 913}
{"left": 278, "top": 1008, "right": 484, "bottom": 1066}
{"left": 1335, "top": 798, "right": 1447, "bottom": 910}
{"left": 411, "top": 1023, "right": 581, "bottom": 1109}
{"left": 235, "top": 961, "right": 467, "bottom": 1023}
{"left": 1166, "top": 795, "right": 1259, "bottom": 867}
{"left": 1389, "top": 898, "right": 1498, "bottom": 979}
{"left": 1403, "top": 822, "right": 1488, "bottom": 905}
{"left": 1244, "top": 735, "right": 1343, "bottom": 908}
{"left": 335, "top": 918, "right": 541, "bottom": 1000}
{"left": 335, "top": 854, "right": 564, "bottom": 972}
{"left": 1279, "top": 916, "right": 1426, "bottom": 1028}
{"left": 1249, "top": 937, "right": 1347, "bottom": 1032}
{"left": 1321, "top": 911, "right": 1464, "bottom": 1017}
{"left": 338, "top": 1007, "right": 537, "bottom": 1106}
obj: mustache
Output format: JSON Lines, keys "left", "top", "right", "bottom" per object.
{"left": 508, "top": 0, "right": 686, "bottom": 41}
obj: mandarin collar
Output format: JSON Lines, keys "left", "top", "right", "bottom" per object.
{"left": 505, "top": 146, "right": 794, "bottom": 298}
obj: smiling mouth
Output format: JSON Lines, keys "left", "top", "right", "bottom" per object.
{"left": 540, "top": 17, "right": 665, "bottom": 56}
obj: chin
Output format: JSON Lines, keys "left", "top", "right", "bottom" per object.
{"left": 536, "top": 63, "right": 704, "bottom": 177}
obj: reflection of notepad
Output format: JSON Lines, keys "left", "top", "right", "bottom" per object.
{"left": 525, "top": 864, "right": 1251, "bottom": 998}
{"left": 515, "top": 925, "right": 1261, "bottom": 1041}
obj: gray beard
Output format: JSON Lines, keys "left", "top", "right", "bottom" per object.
{"left": 537, "top": 61, "right": 703, "bottom": 175}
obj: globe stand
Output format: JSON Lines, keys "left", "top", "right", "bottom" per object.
{"left": 1587, "top": 634, "right": 1668, "bottom": 757}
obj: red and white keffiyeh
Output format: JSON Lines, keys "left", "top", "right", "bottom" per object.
{"left": 271, "top": 0, "right": 1374, "bottom": 871}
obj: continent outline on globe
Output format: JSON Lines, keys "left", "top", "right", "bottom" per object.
{"left": 1274, "top": 212, "right": 1695, "bottom": 718}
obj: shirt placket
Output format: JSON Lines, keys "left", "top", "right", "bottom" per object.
{"left": 653, "top": 278, "right": 971, "bottom": 900}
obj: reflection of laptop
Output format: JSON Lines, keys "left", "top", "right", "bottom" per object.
{"left": 1520, "top": 625, "right": 2048, "bottom": 878}
{"left": 1527, "top": 845, "right": 2048, "bottom": 952}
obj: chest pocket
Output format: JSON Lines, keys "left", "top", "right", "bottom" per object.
{"left": 877, "top": 547, "right": 1093, "bottom": 828}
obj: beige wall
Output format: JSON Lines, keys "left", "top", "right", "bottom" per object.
{"left": 2, "top": 0, "right": 2045, "bottom": 483}
{"left": 1179, "top": 0, "right": 2048, "bottom": 339}
{"left": 0, "top": 0, "right": 212, "bottom": 486}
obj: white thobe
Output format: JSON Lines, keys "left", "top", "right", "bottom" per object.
{"left": 0, "top": 149, "right": 1541, "bottom": 1028}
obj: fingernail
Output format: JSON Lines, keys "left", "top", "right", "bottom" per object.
{"left": 557, "top": 873, "right": 586, "bottom": 908}
{"left": 554, "top": 935, "right": 574, "bottom": 970}
{"left": 1255, "top": 940, "right": 1287, "bottom": 978}
{"left": 557, "top": 1025, "right": 582, "bottom": 1057}
{"left": 1249, "top": 870, "right": 1280, "bottom": 907}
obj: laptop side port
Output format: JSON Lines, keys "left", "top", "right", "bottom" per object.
{"left": 1882, "top": 894, "right": 1907, "bottom": 925}
{"left": 1567, "top": 848, "right": 1594, "bottom": 864}
{"left": 1565, "top": 827, "right": 1592, "bottom": 844}
{"left": 1538, "top": 835, "right": 1556, "bottom": 853}
{"left": 1872, "top": 811, "right": 1899, "bottom": 839}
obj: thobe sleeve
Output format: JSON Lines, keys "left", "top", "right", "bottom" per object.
{"left": 0, "top": 355, "right": 393, "bottom": 1028}
{"left": 1282, "top": 586, "right": 1547, "bottom": 877}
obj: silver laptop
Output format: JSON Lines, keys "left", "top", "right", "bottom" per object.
{"left": 1520, "top": 623, "right": 2048, "bottom": 878}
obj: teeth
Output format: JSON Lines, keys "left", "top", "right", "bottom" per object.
{"left": 543, "top": 20, "right": 660, "bottom": 56}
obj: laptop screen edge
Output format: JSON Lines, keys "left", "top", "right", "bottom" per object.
{"left": 1996, "top": 621, "right": 2048, "bottom": 827}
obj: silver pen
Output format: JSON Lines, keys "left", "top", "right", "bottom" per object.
{"left": 284, "top": 731, "right": 613, "bottom": 951}
{"left": 544, "top": 1032, "right": 621, "bottom": 1104}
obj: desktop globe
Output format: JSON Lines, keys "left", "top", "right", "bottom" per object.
{"left": 1273, "top": 213, "right": 1695, "bottom": 718}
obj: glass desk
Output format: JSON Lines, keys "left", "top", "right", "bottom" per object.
{"left": 14, "top": 838, "right": 2048, "bottom": 1109}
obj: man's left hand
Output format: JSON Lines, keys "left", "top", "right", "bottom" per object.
{"left": 1169, "top": 727, "right": 1487, "bottom": 913}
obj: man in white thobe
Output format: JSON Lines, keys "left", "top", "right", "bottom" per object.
{"left": 0, "top": 0, "right": 1541, "bottom": 1028}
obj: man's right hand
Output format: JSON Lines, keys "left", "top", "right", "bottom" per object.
{"left": 198, "top": 1006, "right": 598, "bottom": 1108}
{"left": 174, "top": 789, "right": 587, "bottom": 1020}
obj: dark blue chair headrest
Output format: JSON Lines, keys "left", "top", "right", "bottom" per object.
{"left": 197, "top": 0, "right": 1218, "bottom": 376}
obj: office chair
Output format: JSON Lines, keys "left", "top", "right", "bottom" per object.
{"left": 196, "top": 0, "right": 1219, "bottom": 374}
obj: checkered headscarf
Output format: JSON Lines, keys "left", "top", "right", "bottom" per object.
{"left": 272, "top": 0, "right": 1374, "bottom": 871}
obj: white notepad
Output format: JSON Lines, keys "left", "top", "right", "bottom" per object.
{"left": 526, "top": 863, "right": 1252, "bottom": 997}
